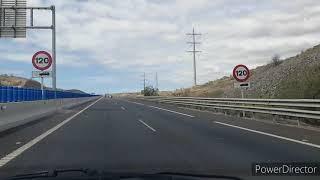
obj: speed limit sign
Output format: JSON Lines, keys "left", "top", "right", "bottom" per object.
{"left": 233, "top": 64, "right": 250, "bottom": 82}
{"left": 32, "top": 51, "right": 52, "bottom": 71}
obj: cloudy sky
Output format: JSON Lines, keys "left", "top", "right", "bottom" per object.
{"left": 1, "top": 0, "right": 319, "bottom": 94}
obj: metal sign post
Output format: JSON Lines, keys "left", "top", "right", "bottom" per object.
{"left": 241, "top": 89, "right": 244, "bottom": 99}
{"left": 32, "top": 51, "right": 52, "bottom": 100}
{"left": 233, "top": 64, "right": 250, "bottom": 118}
{"left": 51, "top": 5, "right": 56, "bottom": 99}
{"left": 0, "top": 3, "right": 57, "bottom": 99}
{"left": 241, "top": 89, "right": 245, "bottom": 117}
{"left": 41, "top": 76, "right": 44, "bottom": 100}
{"left": 32, "top": 71, "right": 51, "bottom": 100}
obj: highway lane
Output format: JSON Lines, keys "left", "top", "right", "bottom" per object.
{"left": 0, "top": 97, "right": 319, "bottom": 180}
{"left": 0, "top": 99, "right": 97, "bottom": 160}
{"left": 125, "top": 98, "right": 320, "bottom": 146}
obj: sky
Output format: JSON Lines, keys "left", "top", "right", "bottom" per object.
{"left": 0, "top": 0, "right": 320, "bottom": 94}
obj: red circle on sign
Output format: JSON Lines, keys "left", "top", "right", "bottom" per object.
{"left": 32, "top": 51, "right": 52, "bottom": 71}
{"left": 233, "top": 64, "right": 250, "bottom": 82}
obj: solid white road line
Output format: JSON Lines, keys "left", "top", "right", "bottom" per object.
{"left": 214, "top": 121, "right": 320, "bottom": 149}
{"left": 138, "top": 119, "right": 156, "bottom": 132}
{"left": 121, "top": 106, "right": 126, "bottom": 110}
{"left": 148, "top": 105, "right": 194, "bottom": 118}
{"left": 0, "top": 97, "right": 103, "bottom": 168}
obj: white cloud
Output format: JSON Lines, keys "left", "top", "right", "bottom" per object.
{"left": 0, "top": 68, "right": 25, "bottom": 76}
{"left": 1, "top": 0, "right": 320, "bottom": 92}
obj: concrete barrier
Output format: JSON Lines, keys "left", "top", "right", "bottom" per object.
{"left": 0, "top": 96, "right": 100, "bottom": 132}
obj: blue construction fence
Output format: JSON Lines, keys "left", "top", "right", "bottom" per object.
{"left": 0, "top": 86, "right": 97, "bottom": 103}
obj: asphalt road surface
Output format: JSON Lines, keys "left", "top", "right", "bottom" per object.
{"left": 0, "top": 97, "right": 319, "bottom": 180}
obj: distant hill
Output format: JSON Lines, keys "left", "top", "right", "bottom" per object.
{"left": 0, "top": 74, "right": 88, "bottom": 94}
{"left": 172, "top": 44, "right": 320, "bottom": 99}
{"left": 65, "top": 89, "right": 87, "bottom": 94}
{"left": 0, "top": 75, "right": 41, "bottom": 88}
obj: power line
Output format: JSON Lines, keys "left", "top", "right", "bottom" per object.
{"left": 186, "top": 27, "right": 201, "bottom": 86}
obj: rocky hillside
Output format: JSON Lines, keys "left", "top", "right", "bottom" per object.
{"left": 0, "top": 75, "right": 41, "bottom": 88}
{"left": 65, "top": 89, "right": 87, "bottom": 94}
{"left": 172, "top": 44, "right": 320, "bottom": 99}
{"left": 0, "top": 74, "right": 87, "bottom": 94}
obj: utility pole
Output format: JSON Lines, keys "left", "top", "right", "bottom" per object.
{"left": 155, "top": 72, "right": 158, "bottom": 90}
{"left": 143, "top": 72, "right": 146, "bottom": 93}
{"left": 140, "top": 72, "right": 147, "bottom": 95}
{"left": 186, "top": 27, "right": 201, "bottom": 86}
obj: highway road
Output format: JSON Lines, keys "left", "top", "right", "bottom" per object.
{"left": 0, "top": 97, "right": 319, "bottom": 179}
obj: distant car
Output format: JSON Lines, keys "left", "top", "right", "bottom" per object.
{"left": 104, "top": 94, "right": 113, "bottom": 98}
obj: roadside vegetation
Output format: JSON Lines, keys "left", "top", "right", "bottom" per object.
{"left": 169, "top": 44, "right": 320, "bottom": 99}
{"left": 141, "top": 86, "right": 159, "bottom": 96}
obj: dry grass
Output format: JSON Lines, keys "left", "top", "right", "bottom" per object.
{"left": 0, "top": 75, "right": 41, "bottom": 88}
{"left": 171, "top": 44, "right": 320, "bottom": 99}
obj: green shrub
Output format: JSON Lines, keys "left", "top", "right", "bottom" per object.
{"left": 276, "top": 65, "right": 320, "bottom": 98}
{"left": 141, "top": 86, "right": 159, "bottom": 96}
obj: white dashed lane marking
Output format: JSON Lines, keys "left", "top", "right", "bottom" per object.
{"left": 138, "top": 119, "right": 156, "bottom": 132}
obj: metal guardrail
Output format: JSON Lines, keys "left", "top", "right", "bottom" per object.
{"left": 137, "top": 96, "right": 320, "bottom": 120}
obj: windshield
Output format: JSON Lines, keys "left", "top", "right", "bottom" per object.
{"left": 0, "top": 0, "right": 320, "bottom": 180}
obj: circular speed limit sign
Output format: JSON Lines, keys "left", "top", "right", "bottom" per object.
{"left": 233, "top": 64, "right": 250, "bottom": 82}
{"left": 32, "top": 51, "right": 52, "bottom": 71}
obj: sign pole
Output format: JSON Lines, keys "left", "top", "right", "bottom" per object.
{"left": 241, "top": 88, "right": 245, "bottom": 117}
{"left": 51, "top": 5, "right": 57, "bottom": 99}
{"left": 233, "top": 64, "right": 250, "bottom": 118}
{"left": 41, "top": 76, "right": 44, "bottom": 100}
{"left": 32, "top": 51, "right": 52, "bottom": 100}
